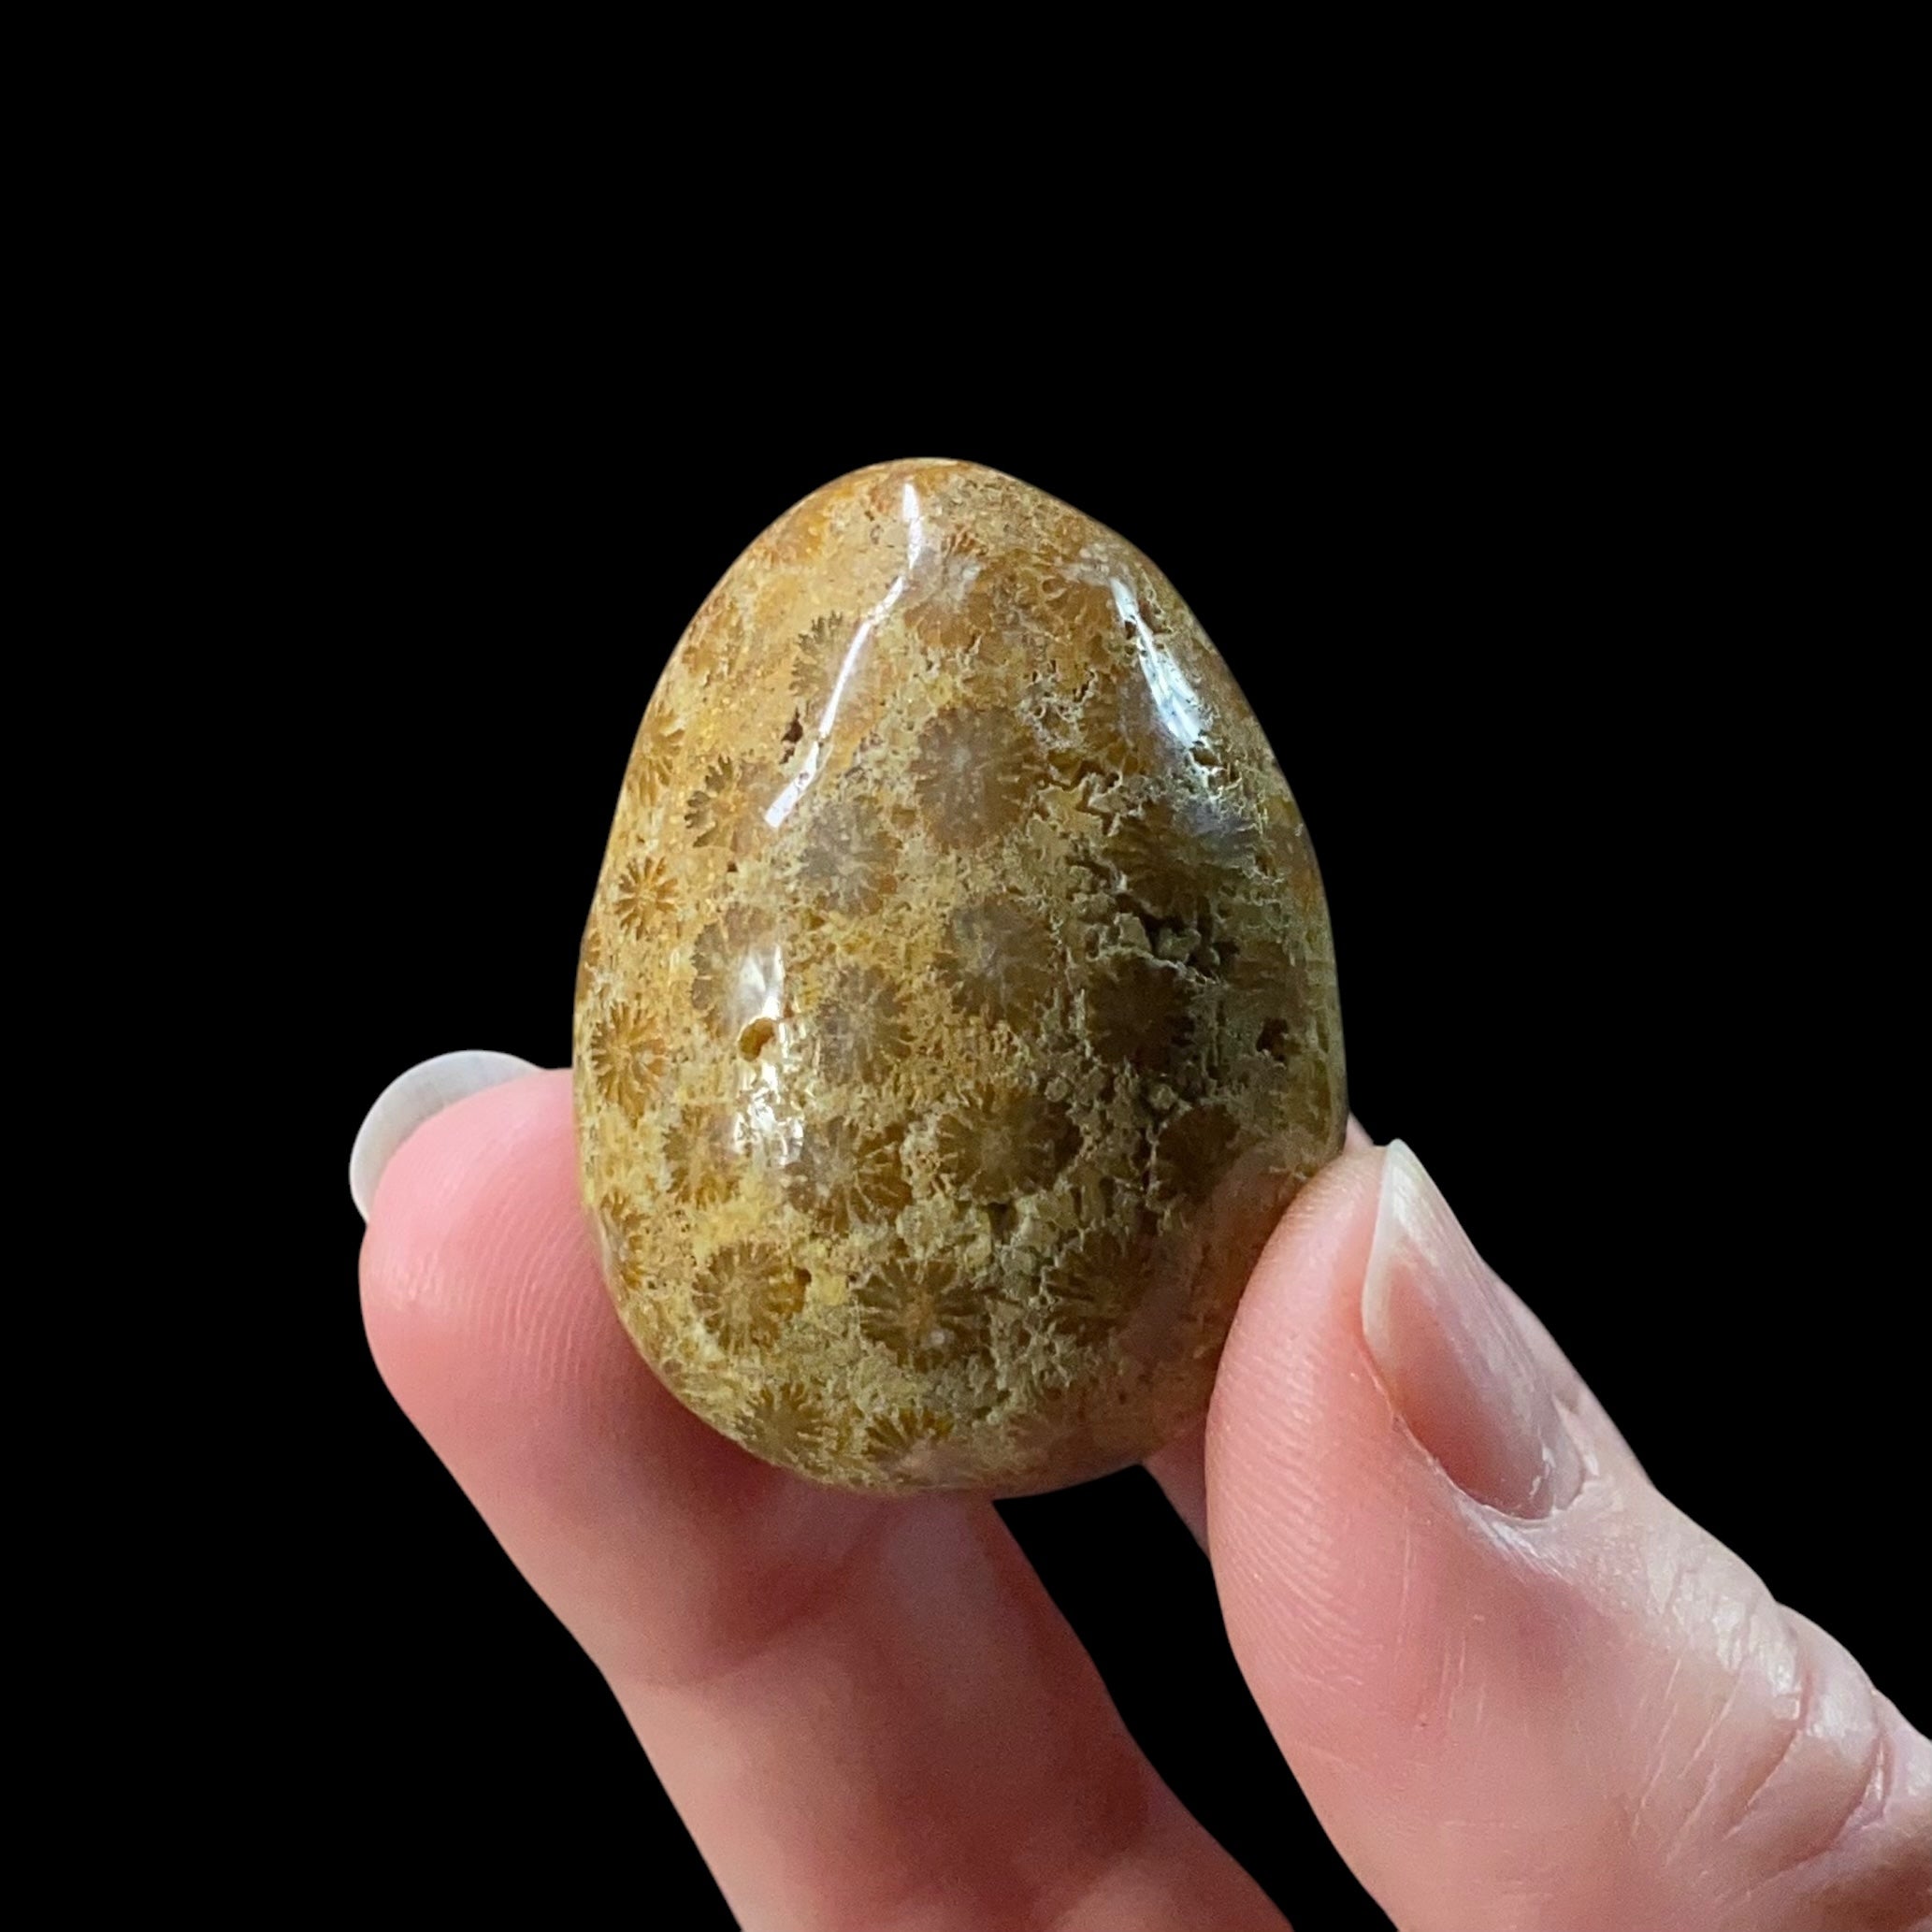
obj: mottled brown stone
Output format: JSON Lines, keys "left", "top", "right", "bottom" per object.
{"left": 574, "top": 460, "right": 1345, "bottom": 1493}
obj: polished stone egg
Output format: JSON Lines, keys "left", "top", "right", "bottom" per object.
{"left": 573, "top": 459, "right": 1344, "bottom": 1493}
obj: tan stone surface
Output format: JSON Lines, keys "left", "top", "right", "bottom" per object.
{"left": 574, "top": 460, "right": 1345, "bottom": 1493}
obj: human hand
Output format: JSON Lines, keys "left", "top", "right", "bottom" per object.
{"left": 355, "top": 1060, "right": 1929, "bottom": 1930}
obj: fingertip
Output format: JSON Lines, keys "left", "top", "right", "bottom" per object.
{"left": 1204, "top": 1145, "right": 1600, "bottom": 1909}
{"left": 353, "top": 1063, "right": 841, "bottom": 1674}
{"left": 1202, "top": 1143, "right": 1932, "bottom": 1930}
{"left": 358, "top": 1068, "right": 611, "bottom": 1426}
{"left": 357, "top": 1061, "right": 569, "bottom": 1260}
{"left": 358, "top": 1064, "right": 574, "bottom": 1298}
{"left": 349, "top": 1049, "right": 544, "bottom": 1219}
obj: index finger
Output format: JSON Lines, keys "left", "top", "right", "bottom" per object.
{"left": 359, "top": 1070, "right": 1285, "bottom": 1932}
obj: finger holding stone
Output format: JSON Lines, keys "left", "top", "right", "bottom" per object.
{"left": 357, "top": 1067, "right": 1287, "bottom": 1932}
{"left": 1146, "top": 1114, "right": 1376, "bottom": 1551}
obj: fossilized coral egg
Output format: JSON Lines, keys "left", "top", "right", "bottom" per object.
{"left": 573, "top": 460, "right": 1345, "bottom": 1493}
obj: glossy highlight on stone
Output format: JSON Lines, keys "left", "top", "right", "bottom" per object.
{"left": 574, "top": 460, "right": 1345, "bottom": 1493}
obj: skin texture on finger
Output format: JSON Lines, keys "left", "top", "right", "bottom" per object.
{"left": 359, "top": 1072, "right": 1285, "bottom": 1932}
{"left": 1206, "top": 1150, "right": 1931, "bottom": 1931}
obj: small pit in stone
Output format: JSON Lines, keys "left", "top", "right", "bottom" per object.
{"left": 1258, "top": 1017, "right": 1295, "bottom": 1062}
{"left": 738, "top": 1016, "right": 778, "bottom": 1060}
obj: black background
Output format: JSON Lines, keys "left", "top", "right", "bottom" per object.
{"left": 287, "top": 312, "right": 1923, "bottom": 1928}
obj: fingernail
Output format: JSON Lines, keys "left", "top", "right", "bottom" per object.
{"left": 348, "top": 1050, "right": 540, "bottom": 1220}
{"left": 1361, "top": 1142, "right": 1583, "bottom": 1519}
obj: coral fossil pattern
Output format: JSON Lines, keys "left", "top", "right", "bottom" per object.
{"left": 797, "top": 797, "right": 896, "bottom": 915}
{"left": 813, "top": 964, "right": 908, "bottom": 1082}
{"left": 693, "top": 1242, "right": 809, "bottom": 1351}
{"left": 854, "top": 1259, "right": 988, "bottom": 1372}
{"left": 782, "top": 1115, "right": 911, "bottom": 1231}
{"left": 584, "top": 998, "right": 666, "bottom": 1113}
{"left": 664, "top": 1106, "right": 741, "bottom": 1207}
{"left": 936, "top": 1090, "right": 1077, "bottom": 1200}
{"left": 936, "top": 901, "right": 1056, "bottom": 1026}
{"left": 611, "top": 856, "right": 676, "bottom": 938}
{"left": 573, "top": 459, "right": 1346, "bottom": 1495}
{"left": 912, "top": 707, "right": 1044, "bottom": 847}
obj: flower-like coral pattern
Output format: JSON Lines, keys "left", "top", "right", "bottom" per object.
{"left": 1113, "top": 796, "right": 1260, "bottom": 923}
{"left": 575, "top": 458, "right": 1348, "bottom": 1496}
{"left": 863, "top": 1406, "right": 955, "bottom": 1462}
{"left": 935, "top": 900, "right": 1056, "bottom": 1028}
{"left": 1042, "top": 1219, "right": 1155, "bottom": 1348}
{"left": 1104, "top": 801, "right": 1212, "bottom": 921}
{"left": 853, "top": 1257, "right": 988, "bottom": 1372}
{"left": 585, "top": 998, "right": 667, "bottom": 1115}
{"left": 935, "top": 1090, "right": 1077, "bottom": 1200}
{"left": 814, "top": 964, "right": 908, "bottom": 1084}
{"left": 1086, "top": 953, "right": 1197, "bottom": 1072}
{"left": 685, "top": 756, "right": 759, "bottom": 856}
{"left": 627, "top": 712, "right": 684, "bottom": 806}
{"left": 597, "top": 1193, "right": 649, "bottom": 1291}
{"left": 665, "top": 1105, "right": 742, "bottom": 1207}
{"left": 690, "top": 905, "right": 780, "bottom": 1033}
{"left": 739, "top": 1380, "right": 834, "bottom": 1463}
{"left": 691, "top": 1242, "right": 808, "bottom": 1352}
{"left": 912, "top": 707, "right": 1043, "bottom": 848}
{"left": 611, "top": 854, "right": 677, "bottom": 940}
{"left": 901, "top": 528, "right": 988, "bottom": 646}
{"left": 789, "top": 611, "right": 852, "bottom": 706}
{"left": 797, "top": 796, "right": 895, "bottom": 916}
{"left": 784, "top": 1116, "right": 910, "bottom": 1232}
{"left": 1076, "top": 666, "right": 1170, "bottom": 783}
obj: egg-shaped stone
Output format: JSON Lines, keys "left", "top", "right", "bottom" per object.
{"left": 573, "top": 460, "right": 1345, "bottom": 1493}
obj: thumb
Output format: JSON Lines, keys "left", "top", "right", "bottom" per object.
{"left": 1207, "top": 1144, "right": 1930, "bottom": 1932}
